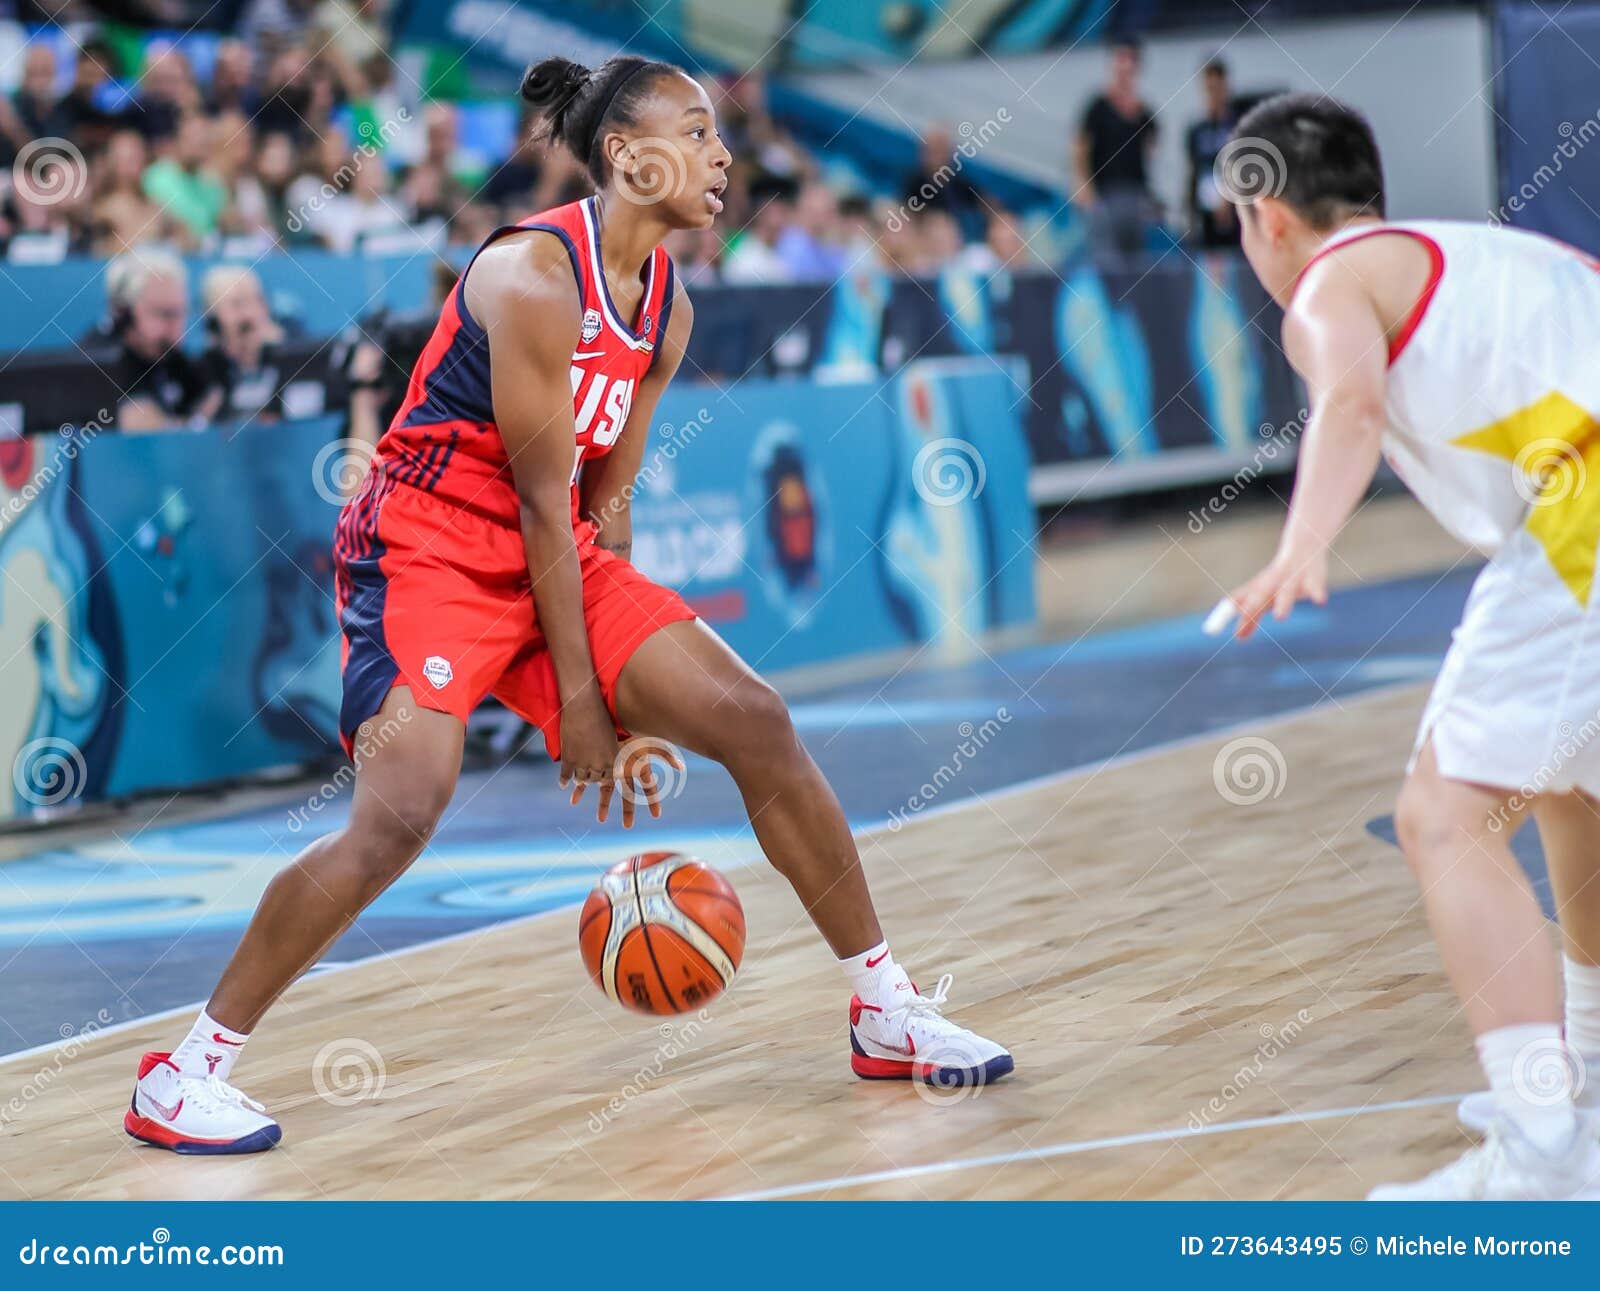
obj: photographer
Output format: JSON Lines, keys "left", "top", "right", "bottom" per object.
{"left": 197, "top": 264, "right": 290, "bottom": 425}
{"left": 99, "top": 248, "right": 219, "bottom": 431}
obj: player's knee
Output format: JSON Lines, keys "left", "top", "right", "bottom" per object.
{"left": 716, "top": 677, "right": 796, "bottom": 763}
{"left": 351, "top": 783, "right": 451, "bottom": 881}
{"left": 1394, "top": 778, "right": 1452, "bottom": 876}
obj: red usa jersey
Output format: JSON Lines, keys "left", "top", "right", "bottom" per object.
{"left": 374, "top": 195, "right": 675, "bottom": 530}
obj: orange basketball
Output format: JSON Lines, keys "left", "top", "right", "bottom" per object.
{"left": 579, "top": 851, "right": 745, "bottom": 1014}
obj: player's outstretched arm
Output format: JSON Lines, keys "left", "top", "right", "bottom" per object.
{"left": 1228, "top": 256, "right": 1390, "bottom": 639}
{"left": 468, "top": 234, "right": 618, "bottom": 793}
{"left": 578, "top": 285, "right": 695, "bottom": 563}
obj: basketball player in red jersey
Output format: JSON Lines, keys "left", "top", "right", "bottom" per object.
{"left": 123, "top": 55, "right": 1012, "bottom": 1152}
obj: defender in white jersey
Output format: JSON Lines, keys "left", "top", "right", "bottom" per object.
{"left": 1221, "top": 94, "right": 1600, "bottom": 1200}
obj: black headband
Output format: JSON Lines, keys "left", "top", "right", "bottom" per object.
{"left": 587, "top": 62, "right": 650, "bottom": 156}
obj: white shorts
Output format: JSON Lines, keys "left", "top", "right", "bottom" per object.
{"left": 1413, "top": 526, "right": 1600, "bottom": 799}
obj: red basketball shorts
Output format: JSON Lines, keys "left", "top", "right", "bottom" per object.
{"left": 332, "top": 471, "right": 695, "bottom": 760}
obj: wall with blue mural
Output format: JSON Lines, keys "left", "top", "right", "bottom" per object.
{"left": 0, "top": 360, "right": 1034, "bottom": 822}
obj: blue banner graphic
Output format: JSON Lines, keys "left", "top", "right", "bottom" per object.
{"left": 1, "top": 361, "right": 1034, "bottom": 819}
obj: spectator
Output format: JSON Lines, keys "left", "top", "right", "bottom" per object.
{"left": 902, "top": 124, "right": 985, "bottom": 240}
{"left": 1186, "top": 58, "right": 1242, "bottom": 249}
{"left": 57, "top": 38, "right": 128, "bottom": 154}
{"left": 959, "top": 205, "right": 1034, "bottom": 276}
{"left": 197, "top": 264, "right": 288, "bottom": 424}
{"left": 13, "top": 45, "right": 69, "bottom": 142}
{"left": 663, "top": 226, "right": 721, "bottom": 287}
{"left": 92, "top": 129, "right": 169, "bottom": 255}
{"left": 254, "top": 45, "right": 324, "bottom": 142}
{"left": 1074, "top": 37, "right": 1159, "bottom": 264}
{"left": 241, "top": 0, "right": 321, "bottom": 56}
{"left": 207, "top": 40, "right": 261, "bottom": 117}
{"left": 722, "top": 180, "right": 794, "bottom": 285}
{"left": 132, "top": 46, "right": 201, "bottom": 145}
{"left": 143, "top": 112, "right": 227, "bottom": 248}
{"left": 291, "top": 143, "right": 408, "bottom": 253}
{"left": 480, "top": 106, "right": 544, "bottom": 213}
{"left": 775, "top": 181, "right": 847, "bottom": 282}
{"left": 718, "top": 71, "right": 807, "bottom": 184}
{"left": 99, "top": 248, "right": 217, "bottom": 431}
{"left": 4, "top": 145, "right": 93, "bottom": 263}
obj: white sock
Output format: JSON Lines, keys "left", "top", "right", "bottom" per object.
{"left": 1564, "top": 956, "right": 1600, "bottom": 1110}
{"left": 169, "top": 1009, "right": 249, "bottom": 1081}
{"left": 840, "top": 940, "right": 914, "bottom": 1009}
{"left": 1477, "top": 1023, "right": 1581, "bottom": 1153}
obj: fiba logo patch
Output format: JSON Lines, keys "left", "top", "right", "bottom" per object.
{"left": 422, "top": 655, "right": 453, "bottom": 689}
{"left": 581, "top": 308, "right": 603, "bottom": 344}
{"left": 641, "top": 314, "right": 653, "bottom": 338}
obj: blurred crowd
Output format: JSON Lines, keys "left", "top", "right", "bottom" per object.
{"left": 0, "top": 11, "right": 1039, "bottom": 282}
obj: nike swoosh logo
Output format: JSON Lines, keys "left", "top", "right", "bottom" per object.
{"left": 571, "top": 351, "right": 606, "bottom": 361}
{"left": 144, "top": 1092, "right": 184, "bottom": 1122}
{"left": 212, "top": 1033, "right": 245, "bottom": 1046}
{"left": 876, "top": 1036, "right": 915, "bottom": 1057}
{"left": 865, "top": 950, "right": 889, "bottom": 968}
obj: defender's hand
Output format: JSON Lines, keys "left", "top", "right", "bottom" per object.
{"left": 1227, "top": 550, "right": 1329, "bottom": 640}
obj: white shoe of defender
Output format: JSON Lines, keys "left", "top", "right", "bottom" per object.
{"left": 849, "top": 973, "right": 1014, "bottom": 1090}
{"left": 1369, "top": 1119, "right": 1600, "bottom": 1200}
{"left": 124, "top": 1052, "right": 281, "bottom": 1154}
{"left": 1458, "top": 1091, "right": 1600, "bottom": 1138}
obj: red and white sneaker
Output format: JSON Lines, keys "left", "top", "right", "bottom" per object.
{"left": 850, "top": 974, "right": 1014, "bottom": 1089}
{"left": 124, "top": 1052, "right": 282, "bottom": 1155}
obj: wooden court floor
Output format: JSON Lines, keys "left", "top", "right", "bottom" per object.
{"left": 0, "top": 679, "right": 1491, "bottom": 1201}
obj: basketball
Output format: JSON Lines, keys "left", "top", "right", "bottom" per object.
{"left": 578, "top": 852, "right": 745, "bottom": 1014}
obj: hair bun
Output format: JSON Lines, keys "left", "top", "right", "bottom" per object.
{"left": 520, "top": 57, "right": 590, "bottom": 110}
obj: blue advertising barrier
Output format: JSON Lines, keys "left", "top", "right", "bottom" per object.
{"left": 1492, "top": 3, "right": 1600, "bottom": 254}
{"left": 2, "top": 360, "right": 1034, "bottom": 820}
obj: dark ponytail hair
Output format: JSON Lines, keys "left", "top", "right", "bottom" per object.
{"left": 520, "top": 54, "right": 681, "bottom": 187}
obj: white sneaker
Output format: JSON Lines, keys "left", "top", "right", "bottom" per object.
{"left": 1458, "top": 1090, "right": 1600, "bottom": 1137}
{"left": 1369, "top": 1119, "right": 1600, "bottom": 1200}
{"left": 849, "top": 973, "right": 1014, "bottom": 1089}
{"left": 124, "top": 1052, "right": 282, "bottom": 1154}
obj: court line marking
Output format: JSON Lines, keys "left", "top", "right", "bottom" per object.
{"left": 715, "top": 1093, "right": 1468, "bottom": 1200}
{"left": 0, "top": 675, "right": 1430, "bottom": 1069}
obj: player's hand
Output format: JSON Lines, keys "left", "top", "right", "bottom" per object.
{"left": 559, "top": 694, "right": 620, "bottom": 821}
{"left": 1226, "top": 549, "right": 1329, "bottom": 640}
{"left": 610, "top": 738, "right": 687, "bottom": 829}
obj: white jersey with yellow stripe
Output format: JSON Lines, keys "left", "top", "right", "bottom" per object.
{"left": 1307, "top": 219, "right": 1600, "bottom": 603}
